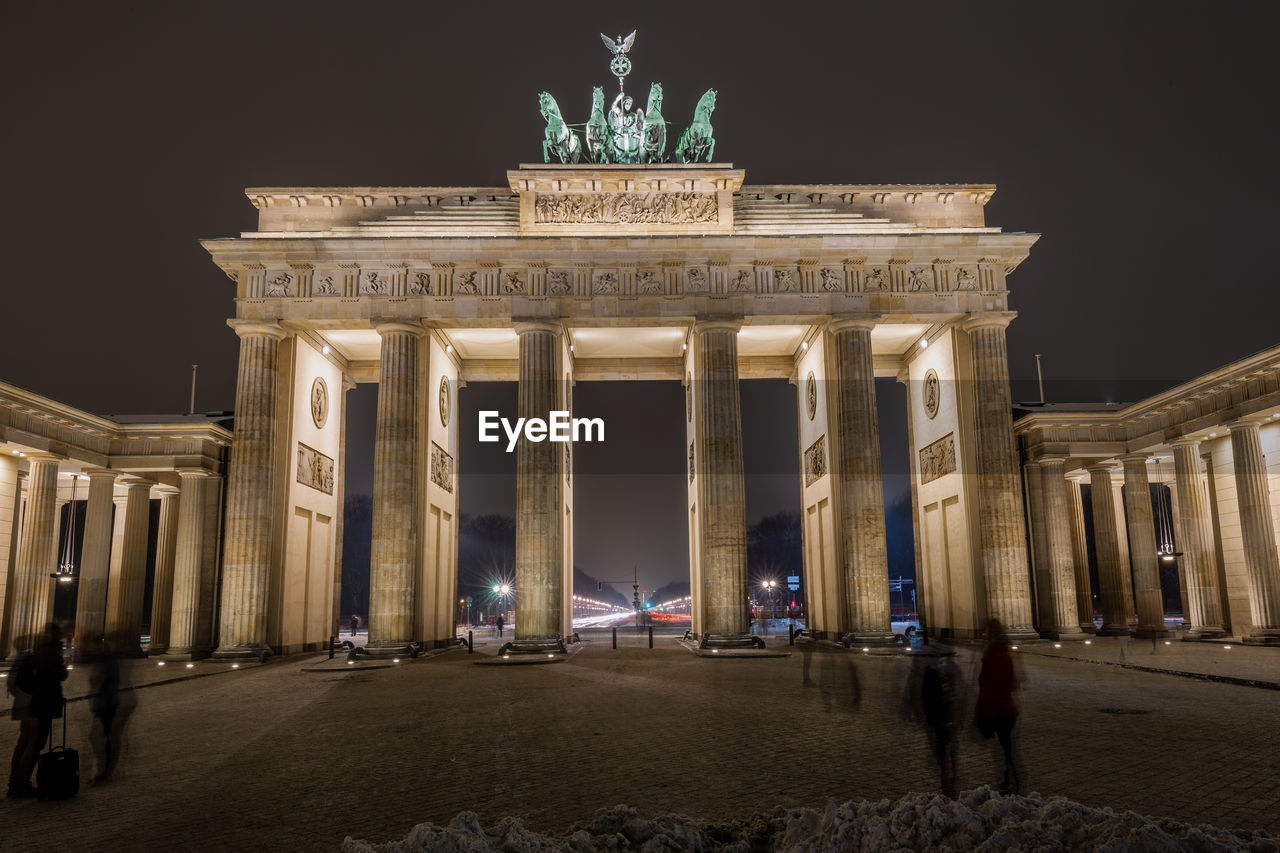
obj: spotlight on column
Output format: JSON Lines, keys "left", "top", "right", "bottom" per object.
{"left": 919, "top": 338, "right": 929, "bottom": 349}
{"left": 446, "top": 344, "right": 453, "bottom": 353}
{"left": 321, "top": 345, "right": 331, "bottom": 355}
{"left": 801, "top": 340, "right": 808, "bottom": 351}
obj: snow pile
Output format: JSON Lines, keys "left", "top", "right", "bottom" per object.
{"left": 341, "top": 787, "right": 1277, "bottom": 852}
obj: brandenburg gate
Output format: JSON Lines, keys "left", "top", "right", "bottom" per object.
{"left": 200, "top": 161, "right": 1042, "bottom": 657}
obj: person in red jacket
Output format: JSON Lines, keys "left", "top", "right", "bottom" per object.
{"left": 975, "top": 618, "right": 1022, "bottom": 795}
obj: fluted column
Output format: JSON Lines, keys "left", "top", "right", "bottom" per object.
{"left": 509, "top": 321, "right": 564, "bottom": 650}
{"left": 1121, "top": 455, "right": 1168, "bottom": 637}
{"left": 104, "top": 479, "right": 152, "bottom": 656}
{"left": 73, "top": 469, "right": 118, "bottom": 654}
{"left": 963, "top": 315, "right": 1036, "bottom": 640}
{"left": 165, "top": 469, "right": 208, "bottom": 658}
{"left": 1170, "top": 439, "right": 1225, "bottom": 639}
{"left": 147, "top": 487, "right": 181, "bottom": 654}
{"left": 366, "top": 322, "right": 424, "bottom": 655}
{"left": 829, "top": 319, "right": 893, "bottom": 642}
{"left": 214, "top": 322, "right": 286, "bottom": 659}
{"left": 0, "top": 468, "right": 27, "bottom": 661}
{"left": 1024, "top": 461, "right": 1052, "bottom": 632}
{"left": 332, "top": 375, "right": 355, "bottom": 636}
{"left": 1088, "top": 465, "right": 1131, "bottom": 635}
{"left": 1066, "top": 475, "right": 1096, "bottom": 631}
{"left": 8, "top": 456, "right": 59, "bottom": 656}
{"left": 1226, "top": 421, "right": 1280, "bottom": 643}
{"left": 1038, "top": 458, "right": 1086, "bottom": 639}
{"left": 694, "top": 319, "right": 751, "bottom": 646}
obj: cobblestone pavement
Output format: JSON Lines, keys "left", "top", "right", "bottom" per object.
{"left": 2, "top": 638, "right": 1277, "bottom": 852}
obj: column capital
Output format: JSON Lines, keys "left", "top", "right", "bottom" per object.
{"left": 512, "top": 320, "right": 564, "bottom": 336}
{"left": 175, "top": 467, "right": 212, "bottom": 480}
{"left": 1170, "top": 436, "right": 1202, "bottom": 450}
{"left": 373, "top": 321, "right": 427, "bottom": 338}
{"left": 227, "top": 319, "right": 288, "bottom": 341}
{"left": 827, "top": 316, "right": 879, "bottom": 334}
{"left": 120, "top": 477, "right": 154, "bottom": 492}
{"left": 1085, "top": 462, "right": 1116, "bottom": 477}
{"left": 22, "top": 452, "right": 63, "bottom": 464}
{"left": 960, "top": 311, "right": 1018, "bottom": 332}
{"left": 155, "top": 485, "right": 181, "bottom": 497}
{"left": 1224, "top": 418, "right": 1260, "bottom": 435}
{"left": 82, "top": 467, "right": 117, "bottom": 481}
{"left": 1120, "top": 452, "right": 1152, "bottom": 466}
{"left": 692, "top": 318, "right": 742, "bottom": 334}
{"left": 1037, "top": 454, "right": 1069, "bottom": 469}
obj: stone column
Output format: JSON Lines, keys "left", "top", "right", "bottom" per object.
{"left": 1038, "top": 458, "right": 1086, "bottom": 639}
{"left": 332, "top": 375, "right": 355, "bottom": 636}
{"left": 0, "top": 468, "right": 26, "bottom": 661}
{"left": 1066, "top": 475, "right": 1096, "bottom": 631}
{"left": 1088, "top": 465, "right": 1131, "bottom": 635}
{"left": 1121, "top": 455, "right": 1168, "bottom": 637}
{"left": 1170, "top": 439, "right": 1225, "bottom": 639}
{"left": 830, "top": 319, "right": 893, "bottom": 642}
{"left": 72, "top": 469, "right": 117, "bottom": 654}
{"left": 694, "top": 319, "right": 752, "bottom": 647}
{"left": 165, "top": 469, "right": 208, "bottom": 658}
{"left": 214, "top": 322, "right": 286, "bottom": 659}
{"left": 963, "top": 315, "right": 1036, "bottom": 640}
{"left": 104, "top": 479, "right": 152, "bottom": 656}
{"left": 1226, "top": 421, "right": 1280, "bottom": 643}
{"left": 1023, "top": 461, "right": 1053, "bottom": 632}
{"left": 512, "top": 321, "right": 565, "bottom": 652}
{"left": 366, "top": 322, "right": 424, "bottom": 655}
{"left": 147, "top": 487, "right": 181, "bottom": 654}
{"left": 8, "top": 456, "right": 59, "bottom": 655}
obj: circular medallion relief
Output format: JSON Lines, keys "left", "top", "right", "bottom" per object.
{"left": 686, "top": 372, "right": 693, "bottom": 422}
{"left": 923, "top": 369, "right": 940, "bottom": 419}
{"left": 439, "top": 375, "right": 451, "bottom": 427}
{"left": 310, "top": 377, "right": 329, "bottom": 429}
{"left": 806, "top": 372, "right": 817, "bottom": 421}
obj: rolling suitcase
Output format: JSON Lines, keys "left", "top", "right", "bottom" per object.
{"left": 36, "top": 701, "right": 79, "bottom": 800}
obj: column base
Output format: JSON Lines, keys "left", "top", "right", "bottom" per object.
{"left": 846, "top": 630, "right": 896, "bottom": 647}
{"left": 503, "top": 636, "right": 567, "bottom": 655}
{"left": 1182, "top": 628, "right": 1228, "bottom": 641}
{"left": 211, "top": 644, "right": 272, "bottom": 661}
{"left": 1001, "top": 626, "right": 1042, "bottom": 643}
{"left": 699, "top": 633, "right": 763, "bottom": 650}
{"left": 1096, "top": 625, "right": 1132, "bottom": 637}
{"left": 362, "top": 641, "right": 420, "bottom": 659}
{"left": 1241, "top": 630, "right": 1280, "bottom": 646}
{"left": 1132, "top": 627, "right": 1172, "bottom": 639}
{"left": 1077, "top": 624, "right": 1099, "bottom": 634}
{"left": 160, "top": 649, "right": 207, "bottom": 661}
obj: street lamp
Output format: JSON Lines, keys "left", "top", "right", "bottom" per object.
{"left": 760, "top": 580, "right": 779, "bottom": 636}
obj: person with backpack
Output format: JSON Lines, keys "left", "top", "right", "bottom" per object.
{"left": 7, "top": 623, "right": 68, "bottom": 798}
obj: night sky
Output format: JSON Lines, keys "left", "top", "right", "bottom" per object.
{"left": 4, "top": 4, "right": 1276, "bottom": 591}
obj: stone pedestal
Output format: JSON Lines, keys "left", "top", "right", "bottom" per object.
{"left": 1170, "top": 439, "right": 1225, "bottom": 639}
{"left": 693, "top": 319, "right": 752, "bottom": 648}
{"left": 72, "top": 469, "right": 117, "bottom": 655}
{"left": 1088, "top": 465, "right": 1132, "bottom": 636}
{"left": 1226, "top": 422, "right": 1280, "bottom": 643}
{"left": 963, "top": 316, "right": 1036, "bottom": 641}
{"left": 1121, "top": 455, "right": 1169, "bottom": 638}
{"left": 1066, "top": 476, "right": 1096, "bottom": 632}
{"left": 147, "top": 488, "right": 181, "bottom": 654}
{"left": 104, "top": 480, "right": 153, "bottom": 656}
{"left": 214, "top": 322, "right": 286, "bottom": 659}
{"left": 8, "top": 456, "right": 59, "bottom": 655}
{"left": 165, "top": 469, "right": 208, "bottom": 658}
{"left": 1037, "top": 458, "right": 1086, "bottom": 640}
{"left": 830, "top": 319, "right": 892, "bottom": 643}
{"left": 366, "top": 323, "right": 424, "bottom": 656}
{"left": 510, "top": 321, "right": 564, "bottom": 653}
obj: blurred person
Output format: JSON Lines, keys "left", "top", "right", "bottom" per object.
{"left": 975, "top": 618, "right": 1022, "bottom": 795}
{"left": 496, "top": 613, "right": 505, "bottom": 638}
{"left": 902, "top": 647, "right": 964, "bottom": 797}
{"left": 88, "top": 633, "right": 135, "bottom": 784}
{"left": 7, "top": 624, "right": 67, "bottom": 798}
{"left": 818, "top": 643, "right": 861, "bottom": 714}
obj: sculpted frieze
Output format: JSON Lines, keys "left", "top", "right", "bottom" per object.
{"left": 503, "top": 271, "right": 526, "bottom": 294}
{"left": 314, "top": 274, "right": 339, "bottom": 296}
{"left": 919, "top": 433, "right": 956, "bottom": 485}
{"left": 731, "top": 269, "right": 753, "bottom": 292}
{"left": 265, "top": 272, "right": 293, "bottom": 297}
{"left": 804, "top": 435, "right": 827, "bottom": 486}
{"left": 456, "top": 271, "right": 480, "bottom": 294}
{"left": 547, "top": 270, "right": 571, "bottom": 295}
{"left": 361, "top": 271, "right": 389, "bottom": 295}
{"left": 637, "top": 269, "right": 663, "bottom": 294}
{"left": 296, "top": 442, "right": 335, "bottom": 495}
{"left": 820, "top": 268, "right": 843, "bottom": 292}
{"left": 411, "top": 272, "right": 433, "bottom": 295}
{"left": 593, "top": 271, "right": 618, "bottom": 294}
{"left": 774, "top": 268, "right": 797, "bottom": 293}
{"left": 430, "top": 442, "right": 454, "bottom": 493}
{"left": 685, "top": 267, "right": 708, "bottom": 292}
{"left": 534, "top": 191, "right": 718, "bottom": 224}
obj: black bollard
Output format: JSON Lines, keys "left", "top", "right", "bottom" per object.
{"left": 648, "top": 625, "right": 653, "bottom": 648}
{"left": 467, "top": 630, "right": 473, "bottom": 654}
{"left": 789, "top": 626, "right": 796, "bottom": 646}
{"left": 329, "top": 635, "right": 335, "bottom": 659}
{"left": 612, "top": 626, "right": 617, "bottom": 650}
